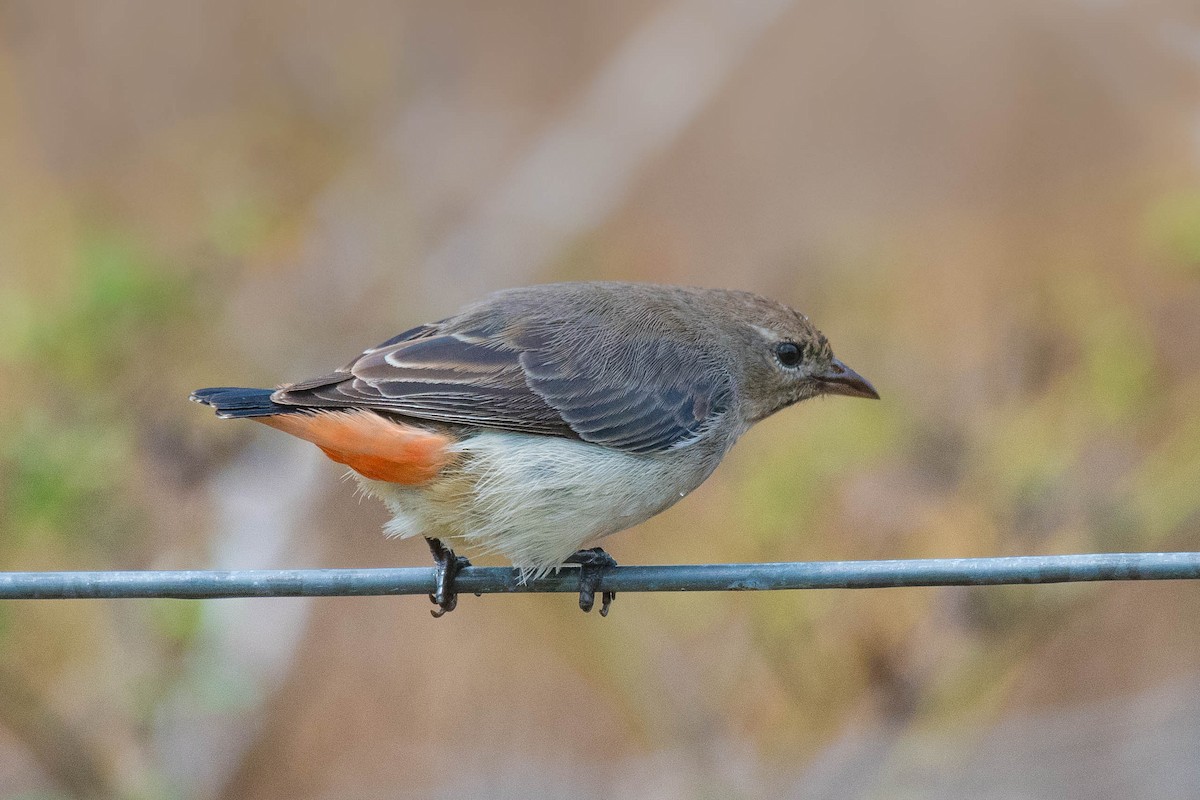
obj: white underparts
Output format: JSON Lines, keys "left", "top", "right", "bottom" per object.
{"left": 358, "top": 430, "right": 726, "bottom": 576}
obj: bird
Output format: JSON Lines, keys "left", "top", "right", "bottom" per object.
{"left": 191, "top": 281, "right": 878, "bottom": 616}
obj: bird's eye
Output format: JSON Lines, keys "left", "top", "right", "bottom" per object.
{"left": 774, "top": 341, "right": 803, "bottom": 368}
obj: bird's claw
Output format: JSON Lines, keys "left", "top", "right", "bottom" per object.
{"left": 426, "top": 537, "right": 471, "bottom": 618}
{"left": 565, "top": 547, "right": 617, "bottom": 616}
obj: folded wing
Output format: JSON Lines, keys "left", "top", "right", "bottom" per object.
{"left": 272, "top": 315, "right": 732, "bottom": 454}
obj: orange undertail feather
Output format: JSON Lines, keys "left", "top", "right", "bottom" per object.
{"left": 259, "top": 410, "right": 454, "bottom": 484}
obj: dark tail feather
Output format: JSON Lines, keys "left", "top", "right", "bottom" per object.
{"left": 190, "top": 387, "right": 293, "bottom": 419}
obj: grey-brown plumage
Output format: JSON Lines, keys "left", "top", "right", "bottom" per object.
{"left": 268, "top": 282, "right": 874, "bottom": 447}
{"left": 192, "top": 282, "right": 878, "bottom": 614}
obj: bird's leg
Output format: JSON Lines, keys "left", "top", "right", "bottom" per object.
{"left": 425, "top": 537, "right": 471, "bottom": 618}
{"left": 564, "top": 547, "right": 617, "bottom": 616}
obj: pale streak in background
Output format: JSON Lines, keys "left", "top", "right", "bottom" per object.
{"left": 155, "top": 437, "right": 323, "bottom": 799}
{"left": 421, "top": 0, "right": 797, "bottom": 306}
{"left": 186, "top": 0, "right": 799, "bottom": 793}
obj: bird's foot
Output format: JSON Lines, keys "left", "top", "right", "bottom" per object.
{"left": 426, "top": 537, "right": 471, "bottom": 618}
{"left": 564, "top": 547, "right": 617, "bottom": 616}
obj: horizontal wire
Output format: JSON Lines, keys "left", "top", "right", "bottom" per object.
{"left": 0, "top": 552, "right": 1198, "bottom": 600}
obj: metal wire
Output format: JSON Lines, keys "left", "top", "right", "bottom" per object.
{"left": 0, "top": 552, "right": 1198, "bottom": 600}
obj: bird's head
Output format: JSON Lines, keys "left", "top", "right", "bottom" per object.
{"left": 713, "top": 291, "right": 879, "bottom": 425}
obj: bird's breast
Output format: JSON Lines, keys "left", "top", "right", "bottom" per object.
{"left": 451, "top": 430, "right": 722, "bottom": 528}
{"left": 363, "top": 428, "right": 731, "bottom": 571}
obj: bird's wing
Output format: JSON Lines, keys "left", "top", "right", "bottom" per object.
{"left": 272, "top": 317, "right": 732, "bottom": 454}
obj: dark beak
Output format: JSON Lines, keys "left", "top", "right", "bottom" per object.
{"left": 817, "top": 358, "right": 880, "bottom": 400}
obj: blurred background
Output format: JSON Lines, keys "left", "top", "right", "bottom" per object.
{"left": 2, "top": 1, "right": 1200, "bottom": 798}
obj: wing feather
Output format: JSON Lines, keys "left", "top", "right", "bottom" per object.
{"left": 272, "top": 307, "right": 732, "bottom": 453}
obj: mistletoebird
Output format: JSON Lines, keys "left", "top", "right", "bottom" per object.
{"left": 192, "top": 282, "right": 878, "bottom": 616}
